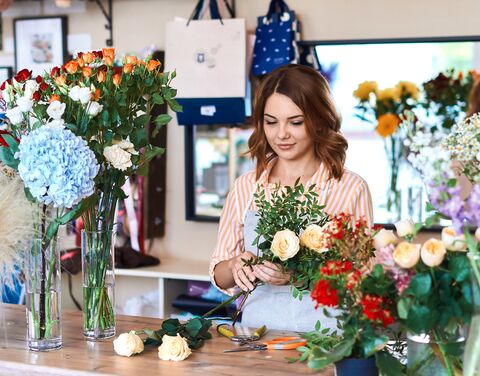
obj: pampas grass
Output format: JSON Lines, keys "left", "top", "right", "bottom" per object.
{"left": 0, "top": 165, "right": 34, "bottom": 297}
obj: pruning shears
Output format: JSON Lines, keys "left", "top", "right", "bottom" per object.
{"left": 217, "top": 323, "right": 267, "bottom": 343}
{"left": 223, "top": 336, "right": 307, "bottom": 352}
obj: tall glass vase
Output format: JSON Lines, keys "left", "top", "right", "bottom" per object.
{"left": 82, "top": 229, "right": 115, "bottom": 339}
{"left": 464, "top": 254, "right": 480, "bottom": 376}
{"left": 26, "top": 235, "right": 62, "bottom": 351}
{"left": 385, "top": 134, "right": 403, "bottom": 222}
{"left": 407, "top": 327, "right": 465, "bottom": 376}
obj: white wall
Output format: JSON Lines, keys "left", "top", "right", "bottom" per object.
{"left": 2, "top": 0, "right": 477, "bottom": 261}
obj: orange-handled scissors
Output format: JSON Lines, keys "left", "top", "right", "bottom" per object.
{"left": 223, "top": 336, "right": 307, "bottom": 353}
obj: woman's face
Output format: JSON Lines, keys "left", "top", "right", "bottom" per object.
{"left": 263, "top": 92, "right": 314, "bottom": 162}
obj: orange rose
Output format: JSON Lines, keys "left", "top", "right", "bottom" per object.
{"left": 82, "top": 52, "right": 95, "bottom": 64}
{"left": 76, "top": 58, "right": 85, "bottom": 68}
{"left": 125, "top": 55, "right": 137, "bottom": 65}
{"left": 104, "top": 56, "right": 114, "bottom": 66}
{"left": 49, "top": 94, "right": 61, "bottom": 103}
{"left": 113, "top": 73, "right": 122, "bottom": 86}
{"left": 93, "top": 87, "right": 101, "bottom": 101}
{"left": 64, "top": 61, "right": 78, "bottom": 74}
{"left": 123, "top": 64, "right": 134, "bottom": 74}
{"left": 103, "top": 48, "right": 115, "bottom": 60}
{"left": 147, "top": 60, "right": 161, "bottom": 71}
{"left": 55, "top": 75, "right": 67, "bottom": 86}
{"left": 82, "top": 66, "right": 93, "bottom": 78}
{"left": 97, "top": 70, "right": 106, "bottom": 83}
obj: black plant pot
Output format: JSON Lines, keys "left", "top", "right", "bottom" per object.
{"left": 334, "top": 356, "right": 378, "bottom": 376}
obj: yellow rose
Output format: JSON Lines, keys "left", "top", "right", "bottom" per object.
{"left": 373, "top": 229, "right": 397, "bottom": 250}
{"left": 299, "top": 224, "right": 329, "bottom": 253}
{"left": 271, "top": 229, "right": 300, "bottom": 261}
{"left": 376, "top": 87, "right": 400, "bottom": 102}
{"left": 441, "top": 227, "right": 467, "bottom": 252}
{"left": 394, "top": 219, "right": 415, "bottom": 237}
{"left": 376, "top": 113, "right": 400, "bottom": 138}
{"left": 396, "top": 81, "right": 420, "bottom": 100}
{"left": 393, "top": 241, "right": 421, "bottom": 268}
{"left": 421, "top": 238, "right": 446, "bottom": 267}
{"left": 158, "top": 334, "right": 192, "bottom": 361}
{"left": 353, "top": 81, "right": 378, "bottom": 101}
{"left": 113, "top": 331, "right": 144, "bottom": 357}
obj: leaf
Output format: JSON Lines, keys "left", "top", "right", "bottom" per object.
{"left": 162, "top": 319, "right": 180, "bottom": 333}
{"left": 0, "top": 134, "right": 19, "bottom": 169}
{"left": 407, "top": 304, "right": 436, "bottom": 333}
{"left": 405, "top": 273, "right": 432, "bottom": 298}
{"left": 449, "top": 255, "right": 470, "bottom": 282}
{"left": 143, "top": 145, "right": 165, "bottom": 162}
{"left": 375, "top": 350, "right": 405, "bottom": 376}
{"left": 134, "top": 113, "right": 149, "bottom": 128}
{"left": 154, "top": 113, "right": 172, "bottom": 126}
{"left": 397, "top": 297, "right": 413, "bottom": 319}
{"left": 152, "top": 92, "right": 165, "bottom": 105}
{"left": 359, "top": 334, "right": 389, "bottom": 357}
{"left": 167, "top": 98, "right": 183, "bottom": 112}
{"left": 185, "top": 318, "right": 203, "bottom": 337}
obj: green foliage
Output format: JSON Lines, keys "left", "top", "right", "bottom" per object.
{"left": 142, "top": 317, "right": 212, "bottom": 350}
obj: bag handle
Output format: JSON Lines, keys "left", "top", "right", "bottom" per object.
{"left": 188, "top": 0, "right": 226, "bottom": 25}
{"left": 266, "top": 0, "right": 290, "bottom": 20}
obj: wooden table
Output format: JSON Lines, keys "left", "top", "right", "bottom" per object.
{"left": 0, "top": 304, "right": 332, "bottom": 376}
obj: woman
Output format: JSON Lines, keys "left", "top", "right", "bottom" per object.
{"left": 210, "top": 64, "right": 373, "bottom": 332}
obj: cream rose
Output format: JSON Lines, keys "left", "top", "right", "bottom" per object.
{"left": 441, "top": 227, "right": 467, "bottom": 252}
{"left": 78, "top": 87, "right": 92, "bottom": 105}
{"left": 46, "top": 100, "right": 66, "bottom": 120}
{"left": 475, "top": 227, "right": 480, "bottom": 241}
{"left": 115, "top": 138, "right": 139, "bottom": 155}
{"left": 299, "top": 224, "right": 329, "bottom": 253}
{"left": 373, "top": 229, "right": 397, "bottom": 250}
{"left": 421, "top": 238, "right": 446, "bottom": 267}
{"left": 113, "top": 331, "right": 144, "bottom": 357}
{"left": 104, "top": 144, "right": 132, "bottom": 171}
{"left": 393, "top": 241, "right": 421, "bottom": 268}
{"left": 158, "top": 334, "right": 192, "bottom": 361}
{"left": 68, "top": 85, "right": 81, "bottom": 101}
{"left": 394, "top": 219, "right": 415, "bottom": 237}
{"left": 271, "top": 229, "right": 300, "bottom": 261}
{"left": 87, "top": 101, "right": 103, "bottom": 117}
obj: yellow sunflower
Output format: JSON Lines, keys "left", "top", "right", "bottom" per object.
{"left": 376, "top": 87, "right": 401, "bottom": 102}
{"left": 396, "top": 81, "right": 420, "bottom": 100}
{"left": 376, "top": 113, "right": 400, "bottom": 137}
{"left": 353, "top": 81, "right": 378, "bottom": 101}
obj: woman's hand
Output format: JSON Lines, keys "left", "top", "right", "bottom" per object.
{"left": 253, "top": 261, "right": 291, "bottom": 286}
{"left": 228, "top": 251, "right": 257, "bottom": 292}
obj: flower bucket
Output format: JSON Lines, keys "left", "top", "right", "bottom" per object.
{"left": 334, "top": 356, "right": 378, "bottom": 376}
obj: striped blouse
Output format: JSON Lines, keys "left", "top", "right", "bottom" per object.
{"left": 210, "top": 161, "right": 374, "bottom": 295}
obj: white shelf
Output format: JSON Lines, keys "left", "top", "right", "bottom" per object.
{"left": 115, "top": 257, "right": 210, "bottom": 281}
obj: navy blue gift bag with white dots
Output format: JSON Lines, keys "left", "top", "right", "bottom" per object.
{"left": 252, "top": 0, "right": 300, "bottom": 77}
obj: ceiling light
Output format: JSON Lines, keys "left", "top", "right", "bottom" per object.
{"left": 55, "top": 0, "right": 72, "bottom": 8}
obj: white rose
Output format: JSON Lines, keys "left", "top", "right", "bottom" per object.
{"left": 24, "top": 80, "right": 39, "bottom": 99}
{"left": 476, "top": 152, "right": 480, "bottom": 163}
{"left": 103, "top": 144, "right": 132, "bottom": 171}
{"left": 16, "top": 96, "right": 33, "bottom": 113}
{"left": 271, "top": 229, "right": 300, "bottom": 261}
{"left": 158, "top": 334, "right": 191, "bottom": 362}
{"left": 78, "top": 87, "right": 92, "bottom": 105}
{"left": 475, "top": 227, "right": 480, "bottom": 241}
{"left": 11, "top": 78, "right": 22, "bottom": 90}
{"left": 421, "top": 238, "right": 446, "bottom": 267}
{"left": 113, "top": 331, "right": 144, "bottom": 357}
{"left": 46, "top": 119, "right": 65, "bottom": 129}
{"left": 394, "top": 219, "right": 415, "bottom": 237}
{"left": 46, "top": 100, "right": 66, "bottom": 120}
{"left": 2, "top": 89, "right": 13, "bottom": 103}
{"left": 393, "top": 241, "right": 421, "bottom": 268}
{"left": 87, "top": 101, "right": 103, "bottom": 117}
{"left": 69, "top": 85, "right": 81, "bottom": 101}
{"left": 441, "top": 227, "right": 467, "bottom": 252}
{"left": 115, "top": 138, "right": 139, "bottom": 155}
{"left": 373, "top": 229, "right": 398, "bottom": 250}
{"left": 6, "top": 106, "right": 24, "bottom": 125}
{"left": 299, "top": 224, "right": 329, "bottom": 253}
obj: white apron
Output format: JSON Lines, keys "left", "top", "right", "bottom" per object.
{"left": 240, "top": 180, "right": 340, "bottom": 333}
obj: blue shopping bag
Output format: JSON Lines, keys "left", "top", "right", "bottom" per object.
{"left": 252, "top": 0, "right": 300, "bottom": 76}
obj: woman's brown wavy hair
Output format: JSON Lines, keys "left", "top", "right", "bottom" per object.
{"left": 248, "top": 64, "right": 348, "bottom": 181}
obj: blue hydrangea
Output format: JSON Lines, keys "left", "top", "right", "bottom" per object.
{"left": 16, "top": 125, "right": 98, "bottom": 208}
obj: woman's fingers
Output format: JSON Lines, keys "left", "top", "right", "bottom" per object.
{"left": 253, "top": 264, "right": 289, "bottom": 285}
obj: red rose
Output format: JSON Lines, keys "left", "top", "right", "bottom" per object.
{"left": 32, "top": 91, "right": 41, "bottom": 101}
{"left": 50, "top": 66, "right": 60, "bottom": 78}
{"left": 35, "top": 75, "right": 42, "bottom": 84}
{"left": 39, "top": 82, "right": 48, "bottom": 92}
{"left": 0, "top": 78, "right": 11, "bottom": 91}
{"left": 14, "top": 68, "right": 32, "bottom": 83}
{"left": 0, "top": 130, "right": 9, "bottom": 147}
{"left": 311, "top": 279, "right": 339, "bottom": 308}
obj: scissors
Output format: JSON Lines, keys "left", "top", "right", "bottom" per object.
{"left": 217, "top": 324, "right": 267, "bottom": 344}
{"left": 223, "top": 336, "right": 307, "bottom": 353}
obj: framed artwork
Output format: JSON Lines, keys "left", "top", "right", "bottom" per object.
{"left": 14, "top": 16, "right": 68, "bottom": 76}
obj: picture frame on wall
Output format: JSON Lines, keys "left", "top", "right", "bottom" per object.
{"left": 13, "top": 16, "right": 68, "bottom": 76}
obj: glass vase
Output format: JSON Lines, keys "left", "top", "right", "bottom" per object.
{"left": 81, "top": 229, "right": 115, "bottom": 339}
{"left": 464, "top": 254, "right": 480, "bottom": 376}
{"left": 26, "top": 236, "right": 62, "bottom": 351}
{"left": 407, "top": 327, "right": 465, "bottom": 376}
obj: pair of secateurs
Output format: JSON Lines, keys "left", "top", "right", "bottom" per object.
{"left": 217, "top": 323, "right": 267, "bottom": 345}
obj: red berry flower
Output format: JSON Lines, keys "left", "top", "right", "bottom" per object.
{"left": 361, "top": 294, "right": 395, "bottom": 328}
{"left": 320, "top": 260, "right": 353, "bottom": 276}
{"left": 311, "top": 279, "right": 339, "bottom": 308}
